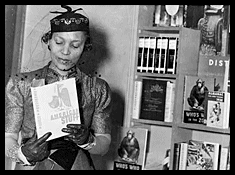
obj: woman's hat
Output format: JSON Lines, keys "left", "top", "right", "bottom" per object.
{"left": 50, "top": 5, "right": 89, "bottom": 33}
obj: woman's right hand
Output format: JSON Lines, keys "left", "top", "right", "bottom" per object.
{"left": 21, "top": 132, "right": 52, "bottom": 165}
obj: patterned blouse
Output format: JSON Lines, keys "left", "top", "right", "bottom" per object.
{"left": 5, "top": 62, "right": 112, "bottom": 169}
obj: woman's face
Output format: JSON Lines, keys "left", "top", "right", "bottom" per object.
{"left": 49, "top": 31, "right": 86, "bottom": 71}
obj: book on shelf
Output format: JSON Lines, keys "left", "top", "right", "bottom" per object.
{"left": 186, "top": 140, "right": 220, "bottom": 170}
{"left": 183, "top": 75, "right": 224, "bottom": 125}
{"left": 139, "top": 78, "right": 167, "bottom": 121}
{"left": 172, "top": 143, "right": 181, "bottom": 170}
{"left": 159, "top": 37, "right": 168, "bottom": 74}
{"left": 164, "top": 81, "right": 175, "bottom": 122}
{"left": 137, "top": 37, "right": 144, "bottom": 72}
{"left": 113, "top": 126, "right": 148, "bottom": 170}
{"left": 132, "top": 80, "right": 143, "bottom": 119}
{"left": 142, "top": 37, "right": 151, "bottom": 73}
{"left": 219, "top": 147, "right": 229, "bottom": 170}
{"left": 153, "top": 5, "right": 185, "bottom": 27}
{"left": 178, "top": 142, "right": 188, "bottom": 170}
{"left": 31, "top": 78, "right": 80, "bottom": 141}
{"left": 166, "top": 37, "right": 178, "bottom": 74}
{"left": 223, "top": 59, "right": 230, "bottom": 93}
{"left": 148, "top": 37, "right": 157, "bottom": 73}
{"left": 204, "top": 91, "right": 230, "bottom": 129}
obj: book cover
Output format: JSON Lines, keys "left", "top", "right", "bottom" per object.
{"left": 178, "top": 142, "right": 188, "bottom": 170}
{"left": 139, "top": 79, "right": 167, "bottom": 121}
{"left": 186, "top": 140, "right": 220, "bottom": 170}
{"left": 223, "top": 59, "right": 230, "bottom": 93}
{"left": 132, "top": 80, "right": 143, "bottom": 119}
{"left": 219, "top": 147, "right": 229, "bottom": 170}
{"left": 164, "top": 81, "right": 175, "bottom": 122}
{"left": 183, "top": 75, "right": 224, "bottom": 124}
{"left": 113, "top": 126, "right": 148, "bottom": 170}
{"left": 31, "top": 78, "right": 80, "bottom": 141}
{"left": 204, "top": 91, "right": 230, "bottom": 129}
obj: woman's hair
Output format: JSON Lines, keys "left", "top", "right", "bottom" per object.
{"left": 41, "top": 30, "right": 92, "bottom": 52}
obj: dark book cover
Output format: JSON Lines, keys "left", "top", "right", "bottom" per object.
{"left": 139, "top": 79, "right": 167, "bottom": 121}
{"left": 172, "top": 143, "right": 181, "bottom": 170}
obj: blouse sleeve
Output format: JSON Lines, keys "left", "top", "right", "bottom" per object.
{"left": 92, "top": 78, "right": 112, "bottom": 135}
{"left": 5, "top": 76, "right": 25, "bottom": 134}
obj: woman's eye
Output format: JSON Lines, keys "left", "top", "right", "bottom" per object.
{"left": 56, "top": 42, "right": 63, "bottom": 45}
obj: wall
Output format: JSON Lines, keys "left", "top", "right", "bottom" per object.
{"left": 6, "top": 5, "right": 138, "bottom": 170}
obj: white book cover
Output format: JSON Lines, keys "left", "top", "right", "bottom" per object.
{"left": 132, "top": 81, "right": 143, "bottom": 119}
{"left": 178, "top": 142, "right": 188, "bottom": 170}
{"left": 219, "top": 147, "right": 229, "bottom": 170}
{"left": 164, "top": 81, "right": 174, "bottom": 122}
{"left": 31, "top": 78, "right": 80, "bottom": 141}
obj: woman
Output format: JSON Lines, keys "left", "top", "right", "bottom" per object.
{"left": 5, "top": 5, "right": 112, "bottom": 170}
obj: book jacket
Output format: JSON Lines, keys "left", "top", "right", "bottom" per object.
{"left": 139, "top": 79, "right": 167, "bottom": 121}
{"left": 183, "top": 75, "right": 224, "bottom": 124}
{"left": 186, "top": 140, "right": 220, "bottom": 170}
{"left": 31, "top": 78, "right": 80, "bottom": 141}
{"left": 113, "top": 126, "right": 148, "bottom": 170}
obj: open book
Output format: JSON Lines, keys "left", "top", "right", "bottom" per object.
{"left": 31, "top": 78, "right": 80, "bottom": 141}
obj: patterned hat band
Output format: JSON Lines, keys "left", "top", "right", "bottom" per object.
{"left": 50, "top": 6, "right": 89, "bottom": 33}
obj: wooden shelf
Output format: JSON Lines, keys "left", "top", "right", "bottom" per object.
{"left": 140, "top": 26, "right": 181, "bottom": 33}
{"left": 177, "top": 123, "right": 230, "bottom": 135}
{"left": 131, "top": 118, "right": 173, "bottom": 128}
{"left": 136, "top": 72, "right": 177, "bottom": 79}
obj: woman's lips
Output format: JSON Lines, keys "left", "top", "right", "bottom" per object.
{"left": 57, "top": 57, "right": 70, "bottom": 64}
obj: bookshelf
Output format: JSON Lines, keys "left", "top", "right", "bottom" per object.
{"left": 124, "top": 5, "right": 230, "bottom": 170}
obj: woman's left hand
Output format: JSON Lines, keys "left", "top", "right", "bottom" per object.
{"left": 62, "top": 124, "right": 90, "bottom": 145}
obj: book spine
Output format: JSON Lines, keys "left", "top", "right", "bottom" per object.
{"left": 137, "top": 37, "right": 144, "bottom": 72}
{"left": 154, "top": 37, "right": 161, "bottom": 73}
{"left": 164, "top": 81, "right": 173, "bottom": 122}
{"left": 219, "top": 147, "right": 229, "bottom": 170}
{"left": 169, "top": 83, "right": 175, "bottom": 122}
{"left": 142, "top": 37, "right": 150, "bottom": 72}
{"left": 166, "top": 37, "right": 178, "bottom": 74}
{"left": 31, "top": 87, "right": 43, "bottom": 135}
{"left": 223, "top": 92, "right": 230, "bottom": 129}
{"left": 132, "top": 81, "right": 143, "bottom": 119}
{"left": 159, "top": 38, "right": 168, "bottom": 74}
{"left": 178, "top": 142, "right": 188, "bottom": 170}
{"left": 148, "top": 37, "right": 157, "bottom": 73}
{"left": 172, "top": 143, "right": 181, "bottom": 170}
{"left": 153, "top": 5, "right": 161, "bottom": 26}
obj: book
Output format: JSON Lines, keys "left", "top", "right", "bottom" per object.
{"left": 186, "top": 140, "right": 220, "bottom": 170}
{"left": 219, "top": 147, "right": 229, "bottom": 170}
{"left": 132, "top": 80, "right": 143, "bottom": 119}
{"left": 178, "top": 142, "right": 188, "bottom": 170}
{"left": 172, "top": 143, "right": 181, "bottom": 170}
{"left": 113, "top": 126, "right": 148, "bottom": 170}
{"left": 139, "top": 79, "right": 167, "bottom": 121}
{"left": 154, "top": 37, "right": 161, "bottom": 73}
{"left": 159, "top": 38, "right": 168, "bottom": 74}
{"left": 223, "top": 59, "right": 230, "bottom": 93}
{"left": 142, "top": 37, "right": 151, "bottom": 72}
{"left": 166, "top": 37, "right": 178, "bottom": 74}
{"left": 164, "top": 81, "right": 175, "bottom": 122}
{"left": 148, "top": 37, "right": 157, "bottom": 73}
{"left": 137, "top": 37, "right": 144, "bottom": 72}
{"left": 204, "top": 91, "right": 230, "bottom": 129}
{"left": 31, "top": 78, "right": 80, "bottom": 141}
{"left": 183, "top": 75, "right": 224, "bottom": 125}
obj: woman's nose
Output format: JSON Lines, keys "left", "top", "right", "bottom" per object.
{"left": 61, "top": 45, "right": 71, "bottom": 55}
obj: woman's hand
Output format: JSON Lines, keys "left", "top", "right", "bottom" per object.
{"left": 62, "top": 124, "right": 90, "bottom": 145}
{"left": 21, "top": 132, "right": 52, "bottom": 165}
